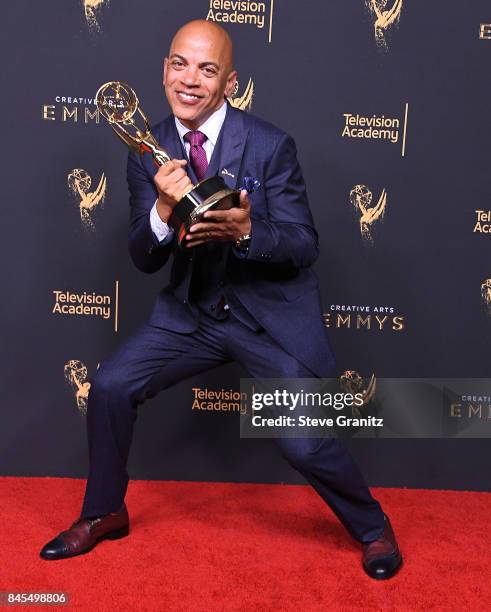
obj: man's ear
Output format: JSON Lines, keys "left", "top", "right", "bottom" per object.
{"left": 224, "top": 70, "right": 238, "bottom": 98}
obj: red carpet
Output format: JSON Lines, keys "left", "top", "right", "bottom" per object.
{"left": 0, "top": 477, "right": 489, "bottom": 611}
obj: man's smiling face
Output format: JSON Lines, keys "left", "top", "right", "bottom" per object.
{"left": 163, "top": 20, "right": 237, "bottom": 130}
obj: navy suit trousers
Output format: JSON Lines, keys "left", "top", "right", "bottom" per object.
{"left": 81, "top": 311, "right": 385, "bottom": 543}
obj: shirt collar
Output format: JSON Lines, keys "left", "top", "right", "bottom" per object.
{"left": 174, "top": 101, "right": 227, "bottom": 147}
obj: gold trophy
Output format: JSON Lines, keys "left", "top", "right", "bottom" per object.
{"left": 95, "top": 81, "right": 239, "bottom": 246}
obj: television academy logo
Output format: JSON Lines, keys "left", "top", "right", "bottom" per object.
{"left": 349, "top": 184, "right": 387, "bottom": 243}
{"left": 206, "top": 0, "right": 275, "bottom": 42}
{"left": 64, "top": 360, "right": 93, "bottom": 415}
{"left": 52, "top": 282, "right": 119, "bottom": 332}
{"left": 342, "top": 104, "right": 409, "bottom": 157}
{"left": 67, "top": 168, "right": 107, "bottom": 230}
{"left": 366, "top": 0, "right": 403, "bottom": 49}
{"left": 481, "top": 279, "right": 491, "bottom": 315}
{"left": 473, "top": 210, "right": 491, "bottom": 234}
{"left": 83, "top": 0, "right": 109, "bottom": 32}
{"left": 192, "top": 387, "right": 248, "bottom": 414}
{"left": 227, "top": 78, "right": 254, "bottom": 111}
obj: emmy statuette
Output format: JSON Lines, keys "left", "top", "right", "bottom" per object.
{"left": 95, "top": 81, "right": 239, "bottom": 246}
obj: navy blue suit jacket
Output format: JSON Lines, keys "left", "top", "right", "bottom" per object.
{"left": 126, "top": 103, "right": 335, "bottom": 376}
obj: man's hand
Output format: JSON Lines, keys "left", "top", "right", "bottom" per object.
{"left": 185, "top": 189, "right": 252, "bottom": 248}
{"left": 154, "top": 159, "right": 193, "bottom": 223}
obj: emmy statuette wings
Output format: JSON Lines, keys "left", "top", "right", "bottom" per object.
{"left": 95, "top": 82, "right": 170, "bottom": 164}
{"left": 95, "top": 81, "right": 240, "bottom": 246}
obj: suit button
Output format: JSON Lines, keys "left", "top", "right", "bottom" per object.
{"left": 219, "top": 280, "right": 225, "bottom": 287}
{"left": 183, "top": 299, "right": 187, "bottom": 304}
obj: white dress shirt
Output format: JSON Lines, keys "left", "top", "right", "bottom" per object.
{"left": 149, "top": 102, "right": 228, "bottom": 242}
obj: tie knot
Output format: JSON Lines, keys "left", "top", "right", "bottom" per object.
{"left": 184, "top": 130, "right": 207, "bottom": 147}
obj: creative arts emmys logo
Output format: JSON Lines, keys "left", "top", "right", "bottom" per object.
{"left": 324, "top": 304, "right": 405, "bottom": 332}
{"left": 366, "top": 0, "right": 403, "bottom": 49}
{"left": 481, "top": 279, "right": 491, "bottom": 316}
{"left": 340, "top": 370, "right": 376, "bottom": 416}
{"left": 349, "top": 184, "right": 387, "bottom": 243}
{"left": 42, "top": 95, "right": 99, "bottom": 125}
{"left": 227, "top": 78, "right": 254, "bottom": 111}
{"left": 67, "top": 168, "right": 107, "bottom": 230}
{"left": 479, "top": 24, "right": 491, "bottom": 40}
{"left": 448, "top": 393, "right": 491, "bottom": 422}
{"left": 64, "top": 360, "right": 93, "bottom": 415}
{"left": 83, "top": 0, "right": 109, "bottom": 32}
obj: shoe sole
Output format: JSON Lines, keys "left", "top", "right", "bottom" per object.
{"left": 40, "top": 525, "right": 130, "bottom": 561}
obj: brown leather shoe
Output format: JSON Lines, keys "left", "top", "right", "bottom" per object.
{"left": 362, "top": 514, "right": 402, "bottom": 580}
{"left": 40, "top": 504, "right": 129, "bottom": 560}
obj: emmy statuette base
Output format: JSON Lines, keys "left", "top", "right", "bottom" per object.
{"left": 168, "top": 175, "right": 240, "bottom": 247}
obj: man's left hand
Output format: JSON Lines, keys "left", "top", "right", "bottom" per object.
{"left": 185, "top": 189, "right": 251, "bottom": 248}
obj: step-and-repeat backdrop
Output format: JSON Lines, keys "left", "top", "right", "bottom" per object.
{"left": 1, "top": 1, "right": 489, "bottom": 490}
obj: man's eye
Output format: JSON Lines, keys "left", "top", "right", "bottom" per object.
{"left": 172, "top": 61, "right": 184, "bottom": 68}
{"left": 203, "top": 67, "right": 217, "bottom": 76}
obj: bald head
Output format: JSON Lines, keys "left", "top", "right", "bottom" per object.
{"left": 170, "top": 20, "right": 234, "bottom": 73}
{"left": 163, "top": 20, "right": 237, "bottom": 130}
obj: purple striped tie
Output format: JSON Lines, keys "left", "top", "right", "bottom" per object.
{"left": 184, "top": 130, "right": 208, "bottom": 182}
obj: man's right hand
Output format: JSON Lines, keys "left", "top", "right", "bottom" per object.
{"left": 154, "top": 159, "right": 193, "bottom": 223}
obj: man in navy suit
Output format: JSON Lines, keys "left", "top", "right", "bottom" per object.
{"left": 40, "top": 19, "right": 401, "bottom": 579}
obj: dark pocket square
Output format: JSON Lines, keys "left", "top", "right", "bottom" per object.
{"left": 242, "top": 176, "right": 261, "bottom": 193}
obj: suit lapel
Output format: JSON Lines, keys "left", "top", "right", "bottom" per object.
{"left": 212, "top": 103, "right": 249, "bottom": 190}
{"left": 158, "top": 116, "right": 186, "bottom": 161}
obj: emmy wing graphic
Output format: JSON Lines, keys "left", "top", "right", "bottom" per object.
{"left": 349, "top": 185, "right": 387, "bottom": 243}
{"left": 340, "top": 370, "right": 377, "bottom": 417}
{"left": 64, "top": 360, "right": 93, "bottom": 415}
{"left": 83, "top": 0, "right": 109, "bottom": 31}
{"left": 228, "top": 78, "right": 254, "bottom": 112}
{"left": 366, "top": 0, "right": 403, "bottom": 48}
{"left": 67, "top": 169, "right": 107, "bottom": 229}
{"left": 481, "top": 279, "right": 491, "bottom": 315}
